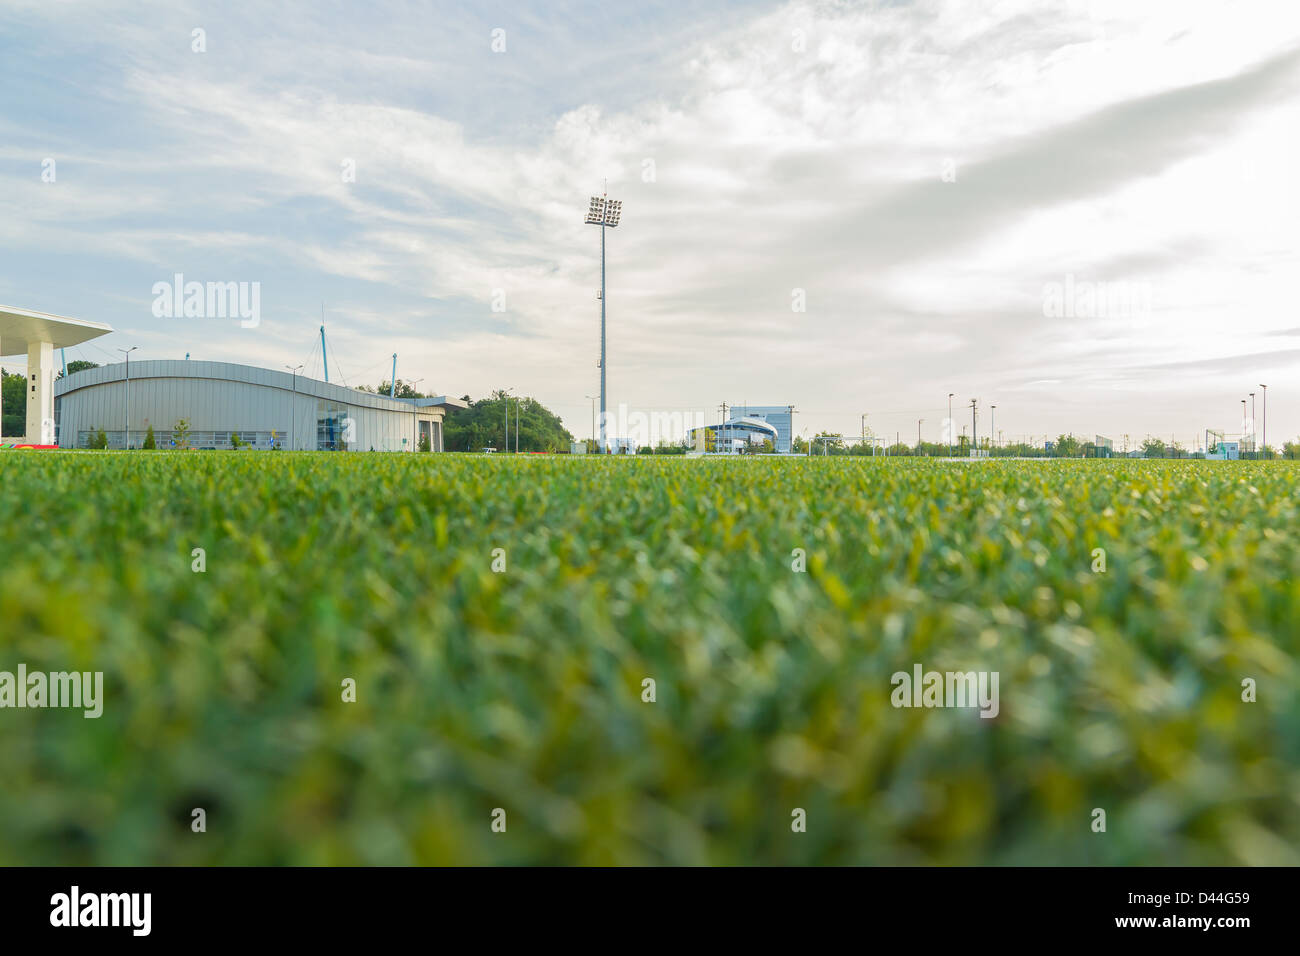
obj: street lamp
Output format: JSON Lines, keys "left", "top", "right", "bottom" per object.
{"left": 585, "top": 191, "right": 622, "bottom": 453}
{"left": 1241, "top": 399, "right": 1247, "bottom": 450}
{"left": 948, "top": 393, "right": 954, "bottom": 457}
{"left": 585, "top": 395, "right": 598, "bottom": 449}
{"left": 969, "top": 399, "right": 977, "bottom": 458}
{"left": 117, "top": 346, "right": 137, "bottom": 449}
{"left": 410, "top": 377, "right": 425, "bottom": 451}
{"left": 990, "top": 405, "right": 996, "bottom": 456}
{"left": 285, "top": 364, "right": 303, "bottom": 450}
{"left": 1260, "top": 384, "right": 1268, "bottom": 457}
{"left": 503, "top": 387, "right": 514, "bottom": 452}
{"left": 1250, "top": 391, "right": 1256, "bottom": 456}
{"left": 917, "top": 418, "right": 924, "bottom": 455}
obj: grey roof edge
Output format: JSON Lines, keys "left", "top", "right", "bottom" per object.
{"left": 54, "top": 359, "right": 463, "bottom": 411}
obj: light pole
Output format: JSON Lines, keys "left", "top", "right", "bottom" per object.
{"left": 948, "top": 393, "right": 954, "bottom": 457}
{"left": 786, "top": 405, "right": 796, "bottom": 455}
{"left": 285, "top": 364, "right": 303, "bottom": 449}
{"left": 1260, "top": 384, "right": 1268, "bottom": 457}
{"left": 969, "top": 399, "right": 977, "bottom": 458}
{"left": 503, "top": 387, "right": 513, "bottom": 452}
{"left": 1241, "top": 399, "right": 1247, "bottom": 451}
{"left": 861, "top": 413, "right": 868, "bottom": 456}
{"left": 917, "top": 418, "right": 923, "bottom": 455}
{"left": 585, "top": 191, "right": 623, "bottom": 453}
{"left": 515, "top": 395, "right": 521, "bottom": 453}
{"left": 117, "top": 346, "right": 137, "bottom": 449}
{"left": 990, "top": 404, "right": 996, "bottom": 456}
{"left": 1250, "top": 391, "right": 1256, "bottom": 456}
{"left": 411, "top": 377, "right": 425, "bottom": 451}
{"left": 585, "top": 395, "right": 597, "bottom": 449}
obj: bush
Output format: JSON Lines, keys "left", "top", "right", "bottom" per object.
{"left": 142, "top": 425, "right": 156, "bottom": 450}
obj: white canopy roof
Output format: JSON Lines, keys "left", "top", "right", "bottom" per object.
{"left": 0, "top": 305, "right": 114, "bottom": 353}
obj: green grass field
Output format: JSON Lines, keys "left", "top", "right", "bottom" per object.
{"left": 1, "top": 453, "right": 1296, "bottom": 865}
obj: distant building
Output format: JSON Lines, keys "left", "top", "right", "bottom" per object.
{"left": 1205, "top": 440, "right": 1240, "bottom": 461}
{"left": 1088, "top": 435, "right": 1114, "bottom": 458}
{"left": 723, "top": 405, "right": 793, "bottom": 453}
{"left": 55, "top": 360, "right": 465, "bottom": 451}
{"left": 686, "top": 415, "right": 780, "bottom": 453}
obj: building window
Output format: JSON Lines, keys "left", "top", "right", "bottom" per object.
{"left": 317, "top": 400, "right": 352, "bottom": 451}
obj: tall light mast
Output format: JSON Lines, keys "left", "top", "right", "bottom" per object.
{"left": 584, "top": 191, "right": 623, "bottom": 452}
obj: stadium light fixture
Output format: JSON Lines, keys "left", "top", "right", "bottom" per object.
{"left": 585, "top": 191, "right": 621, "bottom": 452}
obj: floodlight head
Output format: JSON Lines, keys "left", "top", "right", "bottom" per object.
{"left": 584, "top": 195, "right": 621, "bottom": 227}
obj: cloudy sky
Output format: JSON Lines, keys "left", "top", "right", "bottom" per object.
{"left": 2, "top": 0, "right": 1298, "bottom": 449}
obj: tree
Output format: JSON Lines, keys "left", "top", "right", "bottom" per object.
{"left": 812, "top": 432, "right": 845, "bottom": 455}
{"left": 1283, "top": 440, "right": 1300, "bottom": 461}
{"left": 88, "top": 427, "right": 108, "bottom": 450}
{"left": 56, "top": 360, "right": 99, "bottom": 380}
{"left": 418, "top": 432, "right": 431, "bottom": 452}
{"left": 1054, "top": 434, "right": 1082, "bottom": 457}
{"left": 172, "top": 418, "right": 191, "bottom": 449}
{"left": 142, "top": 425, "right": 157, "bottom": 449}
{"left": 1141, "top": 436, "right": 1166, "bottom": 459}
{"left": 443, "top": 390, "right": 574, "bottom": 452}
{"left": 1, "top": 368, "right": 23, "bottom": 436}
{"left": 359, "top": 379, "right": 428, "bottom": 400}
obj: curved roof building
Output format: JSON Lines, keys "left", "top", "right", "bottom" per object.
{"left": 54, "top": 359, "right": 465, "bottom": 451}
{"left": 687, "top": 414, "right": 780, "bottom": 451}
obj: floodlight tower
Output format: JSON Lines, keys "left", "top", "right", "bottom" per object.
{"left": 585, "top": 191, "right": 623, "bottom": 453}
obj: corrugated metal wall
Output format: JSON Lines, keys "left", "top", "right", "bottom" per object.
{"left": 55, "top": 360, "right": 448, "bottom": 451}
